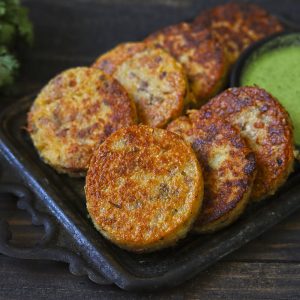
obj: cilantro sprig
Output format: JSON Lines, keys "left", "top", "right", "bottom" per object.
{"left": 0, "top": 0, "right": 33, "bottom": 92}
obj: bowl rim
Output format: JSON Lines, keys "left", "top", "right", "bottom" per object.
{"left": 230, "top": 30, "right": 300, "bottom": 87}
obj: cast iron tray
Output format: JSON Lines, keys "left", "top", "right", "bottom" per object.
{"left": 1, "top": 95, "right": 300, "bottom": 292}
{"left": 1, "top": 5, "right": 300, "bottom": 292}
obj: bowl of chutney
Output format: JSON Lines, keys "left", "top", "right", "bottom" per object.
{"left": 230, "top": 32, "right": 300, "bottom": 145}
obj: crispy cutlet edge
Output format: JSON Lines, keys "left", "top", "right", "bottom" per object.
{"left": 252, "top": 150, "right": 295, "bottom": 202}
{"left": 27, "top": 68, "right": 138, "bottom": 177}
{"left": 112, "top": 47, "right": 189, "bottom": 128}
{"left": 169, "top": 112, "right": 257, "bottom": 234}
{"left": 85, "top": 130, "right": 204, "bottom": 253}
{"left": 194, "top": 173, "right": 255, "bottom": 234}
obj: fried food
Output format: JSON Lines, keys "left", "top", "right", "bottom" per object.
{"left": 193, "top": 2, "right": 283, "bottom": 65}
{"left": 167, "top": 112, "right": 256, "bottom": 233}
{"left": 92, "top": 42, "right": 147, "bottom": 75}
{"left": 145, "top": 22, "right": 229, "bottom": 106}
{"left": 27, "top": 67, "right": 137, "bottom": 176}
{"left": 200, "top": 87, "right": 294, "bottom": 201}
{"left": 93, "top": 42, "right": 192, "bottom": 127}
{"left": 111, "top": 46, "right": 189, "bottom": 128}
{"left": 85, "top": 125, "right": 204, "bottom": 252}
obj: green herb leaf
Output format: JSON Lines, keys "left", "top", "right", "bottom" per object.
{"left": 0, "top": 46, "right": 19, "bottom": 88}
{"left": 0, "top": 0, "right": 33, "bottom": 91}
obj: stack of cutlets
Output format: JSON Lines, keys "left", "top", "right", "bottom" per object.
{"left": 27, "top": 3, "right": 295, "bottom": 252}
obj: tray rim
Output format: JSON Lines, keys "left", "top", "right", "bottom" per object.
{"left": 1, "top": 94, "right": 300, "bottom": 291}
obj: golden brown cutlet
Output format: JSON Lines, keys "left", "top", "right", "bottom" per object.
{"left": 145, "top": 22, "right": 229, "bottom": 106}
{"left": 92, "top": 42, "right": 148, "bottom": 75}
{"left": 168, "top": 112, "right": 256, "bottom": 233}
{"left": 85, "top": 125, "right": 204, "bottom": 252}
{"left": 92, "top": 42, "right": 192, "bottom": 128}
{"left": 193, "top": 2, "right": 284, "bottom": 65}
{"left": 109, "top": 45, "right": 189, "bottom": 128}
{"left": 27, "top": 67, "right": 137, "bottom": 176}
{"left": 200, "top": 86, "right": 294, "bottom": 202}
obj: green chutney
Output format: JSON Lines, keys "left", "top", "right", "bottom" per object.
{"left": 241, "top": 46, "right": 300, "bottom": 144}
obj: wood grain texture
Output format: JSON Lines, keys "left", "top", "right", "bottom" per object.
{"left": 0, "top": 256, "right": 300, "bottom": 299}
{"left": 1, "top": 0, "right": 300, "bottom": 298}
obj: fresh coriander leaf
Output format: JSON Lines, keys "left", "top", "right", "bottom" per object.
{"left": 0, "top": 46, "right": 19, "bottom": 88}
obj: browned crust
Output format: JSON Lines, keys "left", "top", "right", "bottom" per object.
{"left": 93, "top": 42, "right": 189, "bottom": 128}
{"left": 200, "top": 86, "right": 295, "bottom": 201}
{"left": 92, "top": 42, "right": 148, "bottom": 75}
{"left": 193, "top": 2, "right": 284, "bottom": 64}
{"left": 145, "top": 22, "right": 229, "bottom": 106}
{"left": 27, "top": 67, "right": 137, "bottom": 176}
{"left": 112, "top": 47, "right": 188, "bottom": 128}
{"left": 167, "top": 113, "right": 256, "bottom": 232}
{"left": 85, "top": 125, "right": 204, "bottom": 252}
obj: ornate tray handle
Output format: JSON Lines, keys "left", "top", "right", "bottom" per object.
{"left": 0, "top": 183, "right": 111, "bottom": 286}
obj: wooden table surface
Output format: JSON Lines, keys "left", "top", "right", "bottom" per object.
{"left": 1, "top": 0, "right": 300, "bottom": 298}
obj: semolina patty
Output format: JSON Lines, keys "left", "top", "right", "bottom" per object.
{"left": 27, "top": 67, "right": 137, "bottom": 176}
{"left": 145, "top": 22, "right": 229, "bottom": 106}
{"left": 168, "top": 112, "right": 256, "bottom": 233}
{"left": 200, "top": 87, "right": 294, "bottom": 201}
{"left": 92, "top": 42, "right": 148, "bottom": 75}
{"left": 193, "top": 2, "right": 283, "bottom": 65}
{"left": 85, "top": 125, "right": 204, "bottom": 252}
{"left": 93, "top": 43, "right": 190, "bottom": 128}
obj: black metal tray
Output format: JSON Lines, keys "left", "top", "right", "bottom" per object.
{"left": 1, "top": 2, "right": 300, "bottom": 291}
{"left": 1, "top": 93, "right": 300, "bottom": 291}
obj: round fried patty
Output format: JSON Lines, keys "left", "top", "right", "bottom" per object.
{"left": 200, "top": 87, "right": 294, "bottom": 201}
{"left": 168, "top": 112, "right": 256, "bottom": 233}
{"left": 93, "top": 42, "right": 191, "bottom": 127}
{"left": 145, "top": 22, "right": 229, "bottom": 106}
{"left": 92, "top": 42, "right": 147, "bottom": 75}
{"left": 193, "top": 3, "right": 283, "bottom": 65}
{"left": 112, "top": 46, "right": 189, "bottom": 128}
{"left": 27, "top": 67, "right": 137, "bottom": 176}
{"left": 85, "top": 125, "right": 204, "bottom": 252}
